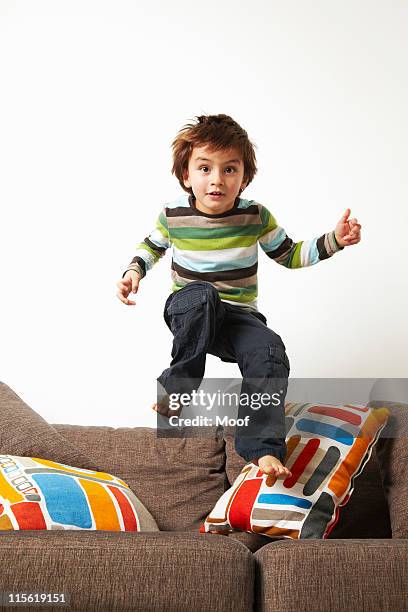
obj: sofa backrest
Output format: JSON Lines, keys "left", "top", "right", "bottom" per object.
{"left": 53, "top": 424, "right": 226, "bottom": 532}
{"left": 53, "top": 424, "right": 391, "bottom": 538}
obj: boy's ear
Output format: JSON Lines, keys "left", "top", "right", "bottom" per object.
{"left": 182, "top": 170, "right": 191, "bottom": 188}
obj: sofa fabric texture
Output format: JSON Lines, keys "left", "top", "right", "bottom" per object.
{"left": 254, "top": 539, "right": 408, "bottom": 612}
{"left": 53, "top": 424, "right": 227, "bottom": 533}
{"left": 0, "top": 531, "right": 254, "bottom": 612}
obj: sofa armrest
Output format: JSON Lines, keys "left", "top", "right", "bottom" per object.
{"left": 255, "top": 539, "right": 408, "bottom": 612}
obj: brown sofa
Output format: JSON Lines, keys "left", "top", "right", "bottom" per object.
{"left": 0, "top": 382, "right": 407, "bottom": 611}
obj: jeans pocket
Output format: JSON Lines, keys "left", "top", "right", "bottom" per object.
{"left": 167, "top": 291, "right": 206, "bottom": 315}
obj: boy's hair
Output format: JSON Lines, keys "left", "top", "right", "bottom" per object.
{"left": 171, "top": 113, "right": 257, "bottom": 196}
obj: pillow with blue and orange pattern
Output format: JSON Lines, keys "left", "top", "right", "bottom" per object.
{"left": 201, "top": 403, "right": 390, "bottom": 539}
{"left": 0, "top": 455, "right": 159, "bottom": 532}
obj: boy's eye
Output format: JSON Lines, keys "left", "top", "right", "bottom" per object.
{"left": 199, "top": 166, "right": 236, "bottom": 173}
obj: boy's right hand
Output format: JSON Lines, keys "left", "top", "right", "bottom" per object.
{"left": 116, "top": 270, "right": 141, "bottom": 306}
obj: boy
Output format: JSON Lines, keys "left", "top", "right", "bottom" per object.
{"left": 116, "top": 114, "right": 361, "bottom": 478}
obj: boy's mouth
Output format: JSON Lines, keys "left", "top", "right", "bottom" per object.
{"left": 208, "top": 192, "right": 224, "bottom": 198}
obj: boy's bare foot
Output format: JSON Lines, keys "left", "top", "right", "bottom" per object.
{"left": 257, "top": 455, "right": 292, "bottom": 478}
{"left": 151, "top": 396, "right": 182, "bottom": 418}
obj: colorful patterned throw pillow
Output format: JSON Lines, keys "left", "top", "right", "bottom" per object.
{"left": 201, "top": 403, "right": 390, "bottom": 539}
{"left": 0, "top": 455, "right": 159, "bottom": 532}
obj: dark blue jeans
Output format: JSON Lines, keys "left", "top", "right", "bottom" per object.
{"left": 157, "top": 281, "right": 290, "bottom": 464}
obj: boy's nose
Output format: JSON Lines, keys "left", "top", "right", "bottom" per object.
{"left": 210, "top": 169, "right": 224, "bottom": 184}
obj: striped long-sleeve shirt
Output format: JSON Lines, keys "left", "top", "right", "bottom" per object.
{"left": 122, "top": 193, "right": 343, "bottom": 311}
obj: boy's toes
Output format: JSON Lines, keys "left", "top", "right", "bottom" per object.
{"left": 258, "top": 457, "right": 292, "bottom": 479}
{"left": 152, "top": 402, "right": 169, "bottom": 417}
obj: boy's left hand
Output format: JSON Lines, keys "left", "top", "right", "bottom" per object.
{"left": 334, "top": 209, "right": 362, "bottom": 247}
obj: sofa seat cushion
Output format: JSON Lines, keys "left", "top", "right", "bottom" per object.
{"left": 203, "top": 403, "right": 389, "bottom": 539}
{"left": 0, "top": 531, "right": 254, "bottom": 612}
{"left": 0, "top": 454, "right": 159, "bottom": 532}
{"left": 254, "top": 539, "right": 408, "bottom": 612}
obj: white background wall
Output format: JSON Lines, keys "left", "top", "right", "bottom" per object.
{"left": 1, "top": 0, "right": 407, "bottom": 426}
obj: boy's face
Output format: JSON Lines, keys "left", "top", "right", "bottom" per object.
{"left": 183, "top": 144, "right": 248, "bottom": 215}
